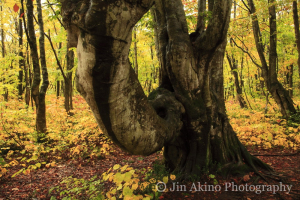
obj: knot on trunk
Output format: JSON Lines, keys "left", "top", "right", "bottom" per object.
{"left": 148, "top": 88, "right": 185, "bottom": 143}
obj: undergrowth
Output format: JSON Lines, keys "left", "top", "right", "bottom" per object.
{"left": 49, "top": 163, "right": 174, "bottom": 200}
{"left": 226, "top": 97, "right": 300, "bottom": 150}
{"left": 0, "top": 95, "right": 299, "bottom": 199}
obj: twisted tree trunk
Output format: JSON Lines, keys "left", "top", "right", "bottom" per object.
{"left": 62, "top": 0, "right": 271, "bottom": 178}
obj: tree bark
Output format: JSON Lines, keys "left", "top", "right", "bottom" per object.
{"left": 18, "top": 9, "right": 25, "bottom": 99}
{"left": 226, "top": 52, "right": 247, "bottom": 108}
{"left": 56, "top": 42, "right": 62, "bottom": 98}
{"left": 1, "top": 5, "right": 8, "bottom": 101}
{"left": 26, "top": 0, "right": 41, "bottom": 122}
{"left": 62, "top": 0, "right": 272, "bottom": 178}
{"left": 150, "top": 45, "right": 157, "bottom": 83}
{"left": 247, "top": 0, "right": 296, "bottom": 117}
{"left": 288, "top": 65, "right": 293, "bottom": 98}
{"left": 293, "top": 1, "right": 300, "bottom": 84}
{"left": 36, "top": 0, "right": 49, "bottom": 133}
{"left": 26, "top": 0, "right": 48, "bottom": 133}
{"left": 133, "top": 28, "right": 139, "bottom": 78}
{"left": 64, "top": 49, "right": 74, "bottom": 113}
{"left": 20, "top": 0, "right": 31, "bottom": 106}
{"left": 25, "top": 43, "right": 32, "bottom": 107}
{"left": 24, "top": 59, "right": 30, "bottom": 106}
{"left": 0, "top": 5, "right": 4, "bottom": 60}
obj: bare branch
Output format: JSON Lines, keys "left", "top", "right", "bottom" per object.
{"left": 241, "top": 0, "right": 251, "bottom": 13}
{"left": 44, "top": 31, "right": 67, "bottom": 82}
{"left": 231, "top": 37, "right": 262, "bottom": 69}
{"left": 236, "top": 2, "right": 250, "bottom": 12}
{"left": 46, "top": 0, "right": 65, "bottom": 29}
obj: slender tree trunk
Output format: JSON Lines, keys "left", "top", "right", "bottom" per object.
{"left": 226, "top": 0, "right": 247, "bottom": 108}
{"left": 26, "top": 43, "right": 32, "bottom": 107}
{"left": 133, "top": 28, "right": 139, "bottom": 78}
{"left": 20, "top": 1, "right": 31, "bottom": 106}
{"left": 259, "top": 70, "right": 266, "bottom": 97}
{"left": 36, "top": 0, "right": 49, "bottom": 134}
{"left": 24, "top": 59, "right": 30, "bottom": 106}
{"left": 61, "top": 80, "right": 64, "bottom": 96}
{"left": 148, "top": 79, "right": 152, "bottom": 93}
{"left": 27, "top": 0, "right": 41, "bottom": 126}
{"left": 26, "top": 0, "right": 48, "bottom": 133}
{"left": 293, "top": 1, "right": 300, "bottom": 87}
{"left": 150, "top": 45, "right": 157, "bottom": 83}
{"left": 0, "top": 7, "right": 4, "bottom": 60}
{"left": 247, "top": 0, "right": 296, "bottom": 117}
{"left": 56, "top": 81, "right": 60, "bottom": 97}
{"left": 247, "top": 61, "right": 255, "bottom": 99}
{"left": 226, "top": 52, "right": 247, "bottom": 108}
{"left": 18, "top": 9, "right": 25, "bottom": 99}
{"left": 240, "top": 56, "right": 244, "bottom": 89}
{"left": 288, "top": 65, "right": 293, "bottom": 98}
{"left": 56, "top": 42, "right": 62, "bottom": 98}
{"left": 1, "top": 5, "right": 8, "bottom": 101}
{"left": 64, "top": 49, "right": 74, "bottom": 113}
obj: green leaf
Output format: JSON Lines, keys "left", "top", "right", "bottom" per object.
{"left": 123, "top": 172, "right": 132, "bottom": 182}
{"left": 0, "top": 157, "right": 6, "bottom": 165}
{"left": 114, "top": 172, "right": 125, "bottom": 184}
{"left": 209, "top": 174, "right": 215, "bottom": 179}
{"left": 122, "top": 186, "right": 133, "bottom": 196}
{"left": 113, "top": 164, "right": 120, "bottom": 170}
{"left": 12, "top": 168, "right": 25, "bottom": 178}
{"left": 49, "top": 186, "right": 58, "bottom": 194}
{"left": 163, "top": 176, "right": 168, "bottom": 184}
{"left": 36, "top": 163, "right": 41, "bottom": 168}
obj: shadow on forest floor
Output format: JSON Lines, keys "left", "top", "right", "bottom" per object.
{"left": 0, "top": 144, "right": 299, "bottom": 200}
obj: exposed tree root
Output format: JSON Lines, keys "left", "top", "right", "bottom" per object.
{"left": 237, "top": 140, "right": 274, "bottom": 182}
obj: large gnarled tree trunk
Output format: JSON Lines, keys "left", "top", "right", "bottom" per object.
{"left": 62, "top": 0, "right": 271, "bottom": 178}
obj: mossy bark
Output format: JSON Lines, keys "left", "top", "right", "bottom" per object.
{"left": 152, "top": 41, "right": 271, "bottom": 178}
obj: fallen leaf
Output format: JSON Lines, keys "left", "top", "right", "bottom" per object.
{"left": 243, "top": 175, "right": 250, "bottom": 182}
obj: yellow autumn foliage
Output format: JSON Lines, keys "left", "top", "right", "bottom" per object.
{"left": 227, "top": 98, "right": 300, "bottom": 150}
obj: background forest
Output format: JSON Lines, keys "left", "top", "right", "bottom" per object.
{"left": 0, "top": 0, "right": 300, "bottom": 199}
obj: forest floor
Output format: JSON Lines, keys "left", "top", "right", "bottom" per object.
{"left": 0, "top": 144, "right": 299, "bottom": 200}
{"left": 0, "top": 95, "right": 300, "bottom": 200}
